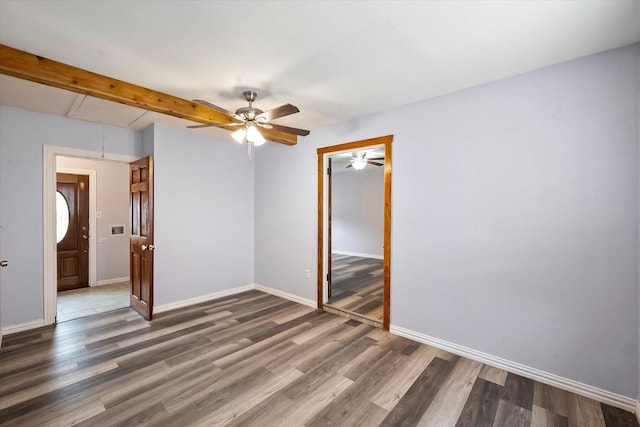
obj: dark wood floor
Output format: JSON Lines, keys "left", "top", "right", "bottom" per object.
{"left": 328, "top": 254, "right": 383, "bottom": 322}
{"left": 0, "top": 290, "right": 637, "bottom": 426}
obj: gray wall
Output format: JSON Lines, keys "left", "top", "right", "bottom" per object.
{"left": 56, "top": 156, "right": 130, "bottom": 283}
{"left": 0, "top": 111, "right": 255, "bottom": 327}
{"left": 0, "top": 106, "right": 141, "bottom": 326}
{"left": 149, "top": 124, "right": 255, "bottom": 306}
{"left": 332, "top": 167, "right": 384, "bottom": 257}
{"left": 255, "top": 44, "right": 640, "bottom": 398}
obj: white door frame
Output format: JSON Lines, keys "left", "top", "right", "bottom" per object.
{"left": 43, "top": 145, "right": 135, "bottom": 325}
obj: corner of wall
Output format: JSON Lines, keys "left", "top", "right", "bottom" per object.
{"left": 141, "top": 124, "right": 155, "bottom": 157}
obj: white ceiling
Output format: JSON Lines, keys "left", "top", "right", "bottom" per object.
{"left": 1, "top": 1, "right": 639, "bottom": 140}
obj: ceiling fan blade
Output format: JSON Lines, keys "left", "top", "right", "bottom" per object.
{"left": 187, "top": 122, "right": 243, "bottom": 129}
{"left": 346, "top": 164, "right": 352, "bottom": 168}
{"left": 267, "top": 123, "right": 310, "bottom": 136}
{"left": 193, "top": 99, "right": 244, "bottom": 121}
{"left": 256, "top": 104, "right": 300, "bottom": 121}
{"left": 367, "top": 161, "right": 384, "bottom": 166}
{"left": 368, "top": 157, "right": 384, "bottom": 161}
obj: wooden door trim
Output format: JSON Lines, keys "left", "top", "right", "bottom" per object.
{"left": 317, "top": 135, "right": 393, "bottom": 330}
{"left": 43, "top": 145, "right": 135, "bottom": 325}
{"left": 327, "top": 158, "right": 332, "bottom": 299}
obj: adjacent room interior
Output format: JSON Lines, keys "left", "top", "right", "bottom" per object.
{"left": 55, "top": 156, "right": 131, "bottom": 322}
{"left": 323, "top": 146, "right": 387, "bottom": 327}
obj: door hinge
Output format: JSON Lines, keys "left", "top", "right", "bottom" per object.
{"left": 326, "top": 273, "right": 331, "bottom": 282}
{"left": 327, "top": 167, "right": 331, "bottom": 175}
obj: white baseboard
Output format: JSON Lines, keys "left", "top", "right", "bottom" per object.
{"left": 92, "top": 276, "right": 130, "bottom": 287}
{"left": 2, "top": 319, "right": 46, "bottom": 336}
{"left": 254, "top": 283, "right": 316, "bottom": 308}
{"left": 390, "top": 324, "right": 636, "bottom": 413}
{"left": 153, "top": 284, "right": 254, "bottom": 314}
{"left": 332, "top": 250, "right": 383, "bottom": 260}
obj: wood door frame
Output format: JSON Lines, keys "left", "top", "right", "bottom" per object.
{"left": 43, "top": 145, "right": 135, "bottom": 325}
{"left": 317, "top": 135, "right": 393, "bottom": 330}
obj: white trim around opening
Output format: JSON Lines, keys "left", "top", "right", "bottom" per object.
{"left": 43, "top": 145, "right": 136, "bottom": 326}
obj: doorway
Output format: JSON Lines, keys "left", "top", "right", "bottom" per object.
{"left": 54, "top": 157, "right": 131, "bottom": 322}
{"left": 43, "top": 146, "right": 137, "bottom": 325}
{"left": 317, "top": 135, "right": 393, "bottom": 330}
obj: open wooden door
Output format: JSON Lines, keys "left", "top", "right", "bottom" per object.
{"left": 130, "top": 156, "right": 154, "bottom": 320}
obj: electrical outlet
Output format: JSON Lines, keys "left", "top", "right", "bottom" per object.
{"left": 304, "top": 269, "right": 310, "bottom": 279}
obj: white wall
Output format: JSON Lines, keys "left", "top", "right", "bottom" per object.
{"left": 0, "top": 106, "right": 141, "bottom": 326}
{"left": 255, "top": 44, "right": 640, "bottom": 398}
{"left": 56, "top": 156, "right": 130, "bottom": 283}
{"left": 149, "top": 124, "right": 255, "bottom": 306}
{"left": 332, "top": 167, "right": 384, "bottom": 257}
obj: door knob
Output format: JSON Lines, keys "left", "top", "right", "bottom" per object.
{"left": 141, "top": 244, "right": 147, "bottom": 251}
{"left": 0, "top": 260, "right": 7, "bottom": 267}
{"left": 148, "top": 244, "right": 155, "bottom": 251}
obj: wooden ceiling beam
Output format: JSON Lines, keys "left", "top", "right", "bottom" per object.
{"left": 0, "top": 44, "right": 300, "bottom": 145}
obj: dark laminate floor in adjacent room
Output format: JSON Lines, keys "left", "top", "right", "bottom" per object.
{"left": 0, "top": 290, "right": 637, "bottom": 426}
{"left": 327, "top": 254, "right": 383, "bottom": 322}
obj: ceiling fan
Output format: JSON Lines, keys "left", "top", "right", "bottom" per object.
{"left": 347, "top": 152, "right": 384, "bottom": 170}
{"left": 187, "top": 90, "right": 310, "bottom": 146}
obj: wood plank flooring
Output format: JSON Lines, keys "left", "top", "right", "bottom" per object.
{"left": 1, "top": 290, "right": 637, "bottom": 427}
{"left": 327, "top": 254, "right": 383, "bottom": 322}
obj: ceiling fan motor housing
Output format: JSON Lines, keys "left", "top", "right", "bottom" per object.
{"left": 236, "top": 91, "right": 263, "bottom": 121}
{"left": 235, "top": 106, "right": 264, "bottom": 121}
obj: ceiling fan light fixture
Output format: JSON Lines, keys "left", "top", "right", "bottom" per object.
{"left": 352, "top": 158, "right": 367, "bottom": 170}
{"left": 231, "top": 128, "right": 246, "bottom": 144}
{"left": 246, "top": 125, "right": 266, "bottom": 146}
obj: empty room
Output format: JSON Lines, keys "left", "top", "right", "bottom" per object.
{"left": 0, "top": 1, "right": 639, "bottom": 426}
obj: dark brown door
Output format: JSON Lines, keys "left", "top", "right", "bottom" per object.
{"left": 56, "top": 173, "right": 89, "bottom": 291}
{"left": 327, "top": 158, "right": 332, "bottom": 299}
{"left": 130, "top": 156, "right": 154, "bottom": 320}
